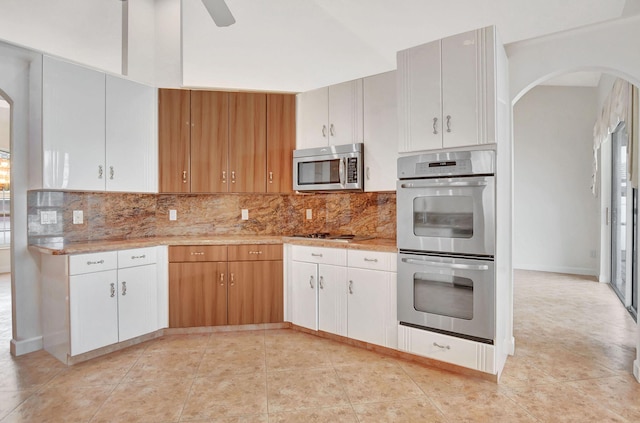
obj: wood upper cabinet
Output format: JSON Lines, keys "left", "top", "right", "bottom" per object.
{"left": 266, "top": 94, "right": 296, "bottom": 193}
{"left": 159, "top": 89, "right": 292, "bottom": 193}
{"left": 191, "top": 91, "right": 229, "bottom": 193}
{"left": 229, "top": 92, "right": 267, "bottom": 192}
{"left": 397, "top": 26, "right": 497, "bottom": 152}
{"left": 158, "top": 89, "right": 191, "bottom": 192}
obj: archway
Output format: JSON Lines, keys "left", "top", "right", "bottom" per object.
{"left": 508, "top": 14, "right": 640, "bottom": 382}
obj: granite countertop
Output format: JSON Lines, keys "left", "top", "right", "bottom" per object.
{"left": 29, "top": 235, "right": 398, "bottom": 255}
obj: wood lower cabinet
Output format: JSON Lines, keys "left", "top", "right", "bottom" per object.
{"left": 168, "top": 244, "right": 283, "bottom": 328}
{"left": 169, "top": 261, "right": 228, "bottom": 327}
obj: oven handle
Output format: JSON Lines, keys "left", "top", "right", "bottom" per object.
{"left": 401, "top": 258, "right": 489, "bottom": 271}
{"left": 399, "top": 181, "right": 488, "bottom": 189}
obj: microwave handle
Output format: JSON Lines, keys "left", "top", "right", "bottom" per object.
{"left": 401, "top": 258, "right": 489, "bottom": 271}
{"left": 339, "top": 157, "right": 346, "bottom": 186}
{"left": 400, "top": 181, "right": 487, "bottom": 189}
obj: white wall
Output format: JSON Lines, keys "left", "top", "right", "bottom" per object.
{"left": 513, "top": 86, "right": 599, "bottom": 275}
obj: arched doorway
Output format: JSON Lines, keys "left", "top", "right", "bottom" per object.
{"left": 508, "top": 15, "right": 640, "bottom": 382}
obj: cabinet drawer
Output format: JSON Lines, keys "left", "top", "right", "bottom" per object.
{"left": 398, "top": 325, "right": 495, "bottom": 373}
{"left": 168, "top": 245, "right": 227, "bottom": 262}
{"left": 118, "top": 247, "right": 157, "bottom": 268}
{"left": 291, "top": 245, "right": 346, "bottom": 266}
{"left": 347, "top": 250, "right": 396, "bottom": 272}
{"left": 228, "top": 244, "right": 283, "bottom": 261}
{"left": 69, "top": 251, "right": 118, "bottom": 275}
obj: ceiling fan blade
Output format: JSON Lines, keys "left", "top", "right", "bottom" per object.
{"left": 202, "top": 0, "right": 236, "bottom": 27}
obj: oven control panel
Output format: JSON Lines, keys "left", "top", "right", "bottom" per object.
{"left": 398, "top": 149, "right": 495, "bottom": 179}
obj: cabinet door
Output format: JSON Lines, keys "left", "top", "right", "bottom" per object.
{"left": 347, "top": 268, "right": 397, "bottom": 348}
{"left": 291, "top": 261, "right": 318, "bottom": 331}
{"left": 228, "top": 260, "right": 283, "bottom": 325}
{"left": 363, "top": 71, "right": 398, "bottom": 191}
{"left": 191, "top": 91, "right": 229, "bottom": 192}
{"left": 296, "top": 87, "right": 329, "bottom": 149}
{"left": 105, "top": 76, "right": 158, "bottom": 193}
{"left": 266, "top": 94, "right": 296, "bottom": 193}
{"left": 318, "top": 264, "right": 347, "bottom": 337}
{"left": 328, "top": 79, "right": 363, "bottom": 145}
{"left": 169, "top": 262, "right": 227, "bottom": 327}
{"left": 441, "top": 30, "right": 481, "bottom": 148}
{"left": 158, "top": 89, "right": 191, "bottom": 193}
{"left": 229, "top": 92, "right": 267, "bottom": 192}
{"left": 42, "top": 56, "right": 106, "bottom": 190}
{"left": 397, "top": 41, "right": 442, "bottom": 152}
{"left": 117, "top": 264, "right": 158, "bottom": 342}
{"left": 69, "top": 270, "right": 119, "bottom": 355}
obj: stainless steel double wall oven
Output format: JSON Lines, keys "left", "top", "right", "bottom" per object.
{"left": 397, "top": 149, "right": 496, "bottom": 343}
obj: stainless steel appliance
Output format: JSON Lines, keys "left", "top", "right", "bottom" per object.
{"left": 293, "top": 143, "right": 364, "bottom": 192}
{"left": 397, "top": 149, "right": 496, "bottom": 343}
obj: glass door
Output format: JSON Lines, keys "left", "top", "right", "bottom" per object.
{"left": 610, "top": 122, "right": 635, "bottom": 316}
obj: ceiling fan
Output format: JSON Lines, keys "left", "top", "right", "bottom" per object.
{"left": 201, "top": 0, "right": 236, "bottom": 27}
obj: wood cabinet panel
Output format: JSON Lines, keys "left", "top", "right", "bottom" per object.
{"left": 168, "top": 245, "right": 228, "bottom": 262}
{"left": 267, "top": 94, "right": 296, "bottom": 193}
{"left": 159, "top": 89, "right": 191, "bottom": 192}
{"left": 228, "top": 261, "right": 283, "bottom": 325}
{"left": 169, "top": 262, "right": 227, "bottom": 327}
{"left": 227, "top": 244, "right": 283, "bottom": 261}
{"left": 229, "top": 93, "right": 267, "bottom": 192}
{"left": 191, "top": 91, "right": 229, "bottom": 192}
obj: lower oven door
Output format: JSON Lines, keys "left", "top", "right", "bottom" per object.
{"left": 398, "top": 252, "right": 495, "bottom": 343}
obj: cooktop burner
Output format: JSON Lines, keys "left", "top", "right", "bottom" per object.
{"left": 291, "top": 233, "right": 374, "bottom": 242}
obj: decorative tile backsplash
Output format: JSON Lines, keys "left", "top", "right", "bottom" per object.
{"left": 28, "top": 191, "right": 396, "bottom": 244}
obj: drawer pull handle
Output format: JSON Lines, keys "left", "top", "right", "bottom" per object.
{"left": 311, "top": 253, "right": 323, "bottom": 258}
{"left": 86, "top": 260, "right": 105, "bottom": 266}
{"left": 269, "top": 171, "right": 273, "bottom": 183}
{"left": 121, "top": 281, "right": 127, "bottom": 296}
{"left": 348, "top": 280, "right": 353, "bottom": 294}
{"left": 309, "top": 276, "right": 314, "bottom": 289}
{"left": 249, "top": 251, "right": 263, "bottom": 255}
{"left": 98, "top": 165, "right": 103, "bottom": 179}
{"left": 182, "top": 170, "right": 187, "bottom": 183}
{"left": 433, "top": 342, "right": 450, "bottom": 350}
{"left": 364, "top": 258, "right": 378, "bottom": 263}
{"left": 110, "top": 283, "right": 115, "bottom": 298}
{"left": 190, "top": 252, "right": 205, "bottom": 256}
{"left": 222, "top": 170, "right": 226, "bottom": 183}
{"left": 230, "top": 273, "right": 235, "bottom": 286}
{"left": 131, "top": 255, "right": 146, "bottom": 260}
{"left": 318, "top": 276, "right": 324, "bottom": 289}
{"left": 220, "top": 273, "right": 225, "bottom": 286}
{"left": 109, "top": 166, "right": 115, "bottom": 180}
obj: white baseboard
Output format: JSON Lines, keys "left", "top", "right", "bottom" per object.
{"left": 513, "top": 264, "right": 597, "bottom": 277}
{"left": 634, "top": 359, "right": 640, "bottom": 383}
{"left": 506, "top": 336, "right": 515, "bottom": 355}
{"left": 10, "top": 336, "right": 43, "bottom": 356}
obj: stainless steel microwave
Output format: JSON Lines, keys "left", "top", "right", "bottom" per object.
{"left": 293, "top": 143, "right": 364, "bottom": 192}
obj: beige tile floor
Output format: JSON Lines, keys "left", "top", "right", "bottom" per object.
{"left": 0, "top": 270, "right": 638, "bottom": 422}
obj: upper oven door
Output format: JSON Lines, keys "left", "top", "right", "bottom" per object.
{"left": 397, "top": 176, "right": 495, "bottom": 256}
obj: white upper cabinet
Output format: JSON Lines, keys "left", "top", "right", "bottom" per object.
{"left": 296, "top": 79, "right": 363, "bottom": 149}
{"left": 43, "top": 55, "right": 106, "bottom": 191}
{"left": 398, "top": 26, "right": 497, "bottom": 152}
{"left": 363, "top": 71, "right": 398, "bottom": 191}
{"left": 40, "top": 55, "right": 158, "bottom": 192}
{"left": 105, "top": 76, "right": 158, "bottom": 192}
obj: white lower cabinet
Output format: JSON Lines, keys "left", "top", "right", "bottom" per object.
{"left": 288, "top": 245, "right": 397, "bottom": 349}
{"left": 397, "top": 324, "right": 496, "bottom": 373}
{"left": 42, "top": 247, "right": 163, "bottom": 362}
